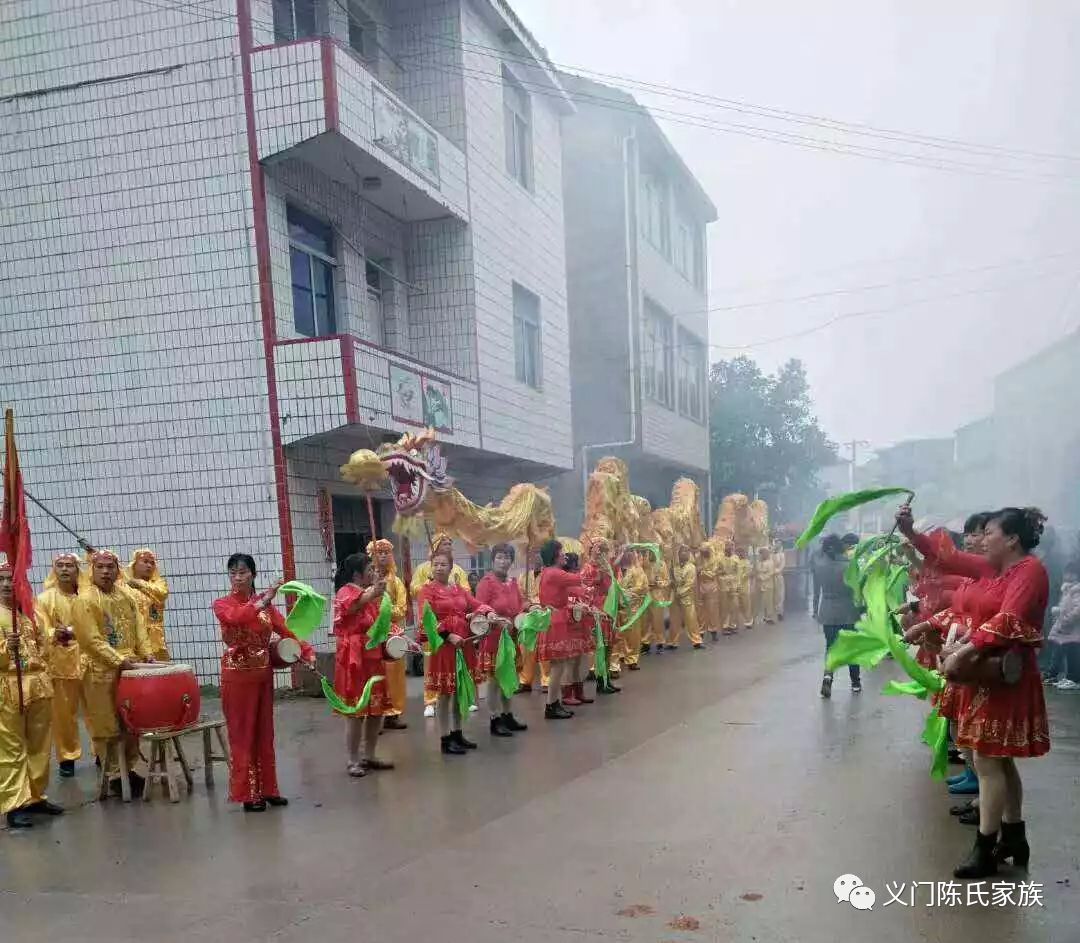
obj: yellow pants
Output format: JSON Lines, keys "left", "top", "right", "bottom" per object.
{"left": 518, "top": 646, "right": 550, "bottom": 688}
{"left": 775, "top": 576, "right": 785, "bottom": 617}
{"left": 621, "top": 617, "right": 642, "bottom": 667}
{"left": 757, "top": 584, "right": 776, "bottom": 623}
{"left": 384, "top": 658, "right": 407, "bottom": 716}
{"left": 51, "top": 677, "right": 92, "bottom": 762}
{"left": 0, "top": 696, "right": 53, "bottom": 814}
{"left": 645, "top": 604, "right": 668, "bottom": 649}
{"left": 667, "top": 598, "right": 702, "bottom": 646}
{"left": 700, "top": 587, "right": 721, "bottom": 635}
{"left": 737, "top": 591, "right": 752, "bottom": 627}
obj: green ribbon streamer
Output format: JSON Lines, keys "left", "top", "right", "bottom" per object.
{"left": 795, "top": 487, "right": 913, "bottom": 548}
{"left": 364, "top": 592, "right": 394, "bottom": 650}
{"left": 455, "top": 647, "right": 477, "bottom": 719}
{"left": 422, "top": 603, "right": 443, "bottom": 655}
{"left": 494, "top": 627, "right": 518, "bottom": 699}
{"left": 594, "top": 620, "right": 609, "bottom": 686}
{"left": 617, "top": 594, "right": 653, "bottom": 633}
{"left": 624, "top": 542, "right": 663, "bottom": 562}
{"left": 517, "top": 608, "right": 551, "bottom": 653}
{"left": 279, "top": 580, "right": 327, "bottom": 640}
{"left": 922, "top": 707, "right": 950, "bottom": 781}
{"left": 321, "top": 674, "right": 384, "bottom": 714}
{"left": 602, "top": 581, "right": 620, "bottom": 620}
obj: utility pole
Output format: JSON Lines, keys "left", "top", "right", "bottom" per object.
{"left": 844, "top": 440, "right": 870, "bottom": 534}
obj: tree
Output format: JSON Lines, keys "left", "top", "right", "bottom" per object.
{"left": 708, "top": 356, "right": 837, "bottom": 526}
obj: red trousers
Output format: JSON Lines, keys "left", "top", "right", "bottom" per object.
{"left": 221, "top": 668, "right": 280, "bottom": 804}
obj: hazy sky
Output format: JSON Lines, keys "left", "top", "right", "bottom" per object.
{"left": 515, "top": 0, "right": 1080, "bottom": 453}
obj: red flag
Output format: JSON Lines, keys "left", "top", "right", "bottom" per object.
{"left": 1, "top": 409, "right": 35, "bottom": 621}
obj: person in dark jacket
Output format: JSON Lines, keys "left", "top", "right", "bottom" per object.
{"left": 814, "top": 534, "right": 863, "bottom": 698}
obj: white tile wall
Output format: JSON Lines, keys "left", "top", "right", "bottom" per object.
{"left": 251, "top": 42, "right": 326, "bottom": 158}
{"left": 275, "top": 339, "right": 349, "bottom": 444}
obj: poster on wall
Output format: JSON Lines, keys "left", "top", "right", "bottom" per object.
{"left": 421, "top": 376, "right": 454, "bottom": 433}
{"left": 389, "top": 364, "right": 423, "bottom": 426}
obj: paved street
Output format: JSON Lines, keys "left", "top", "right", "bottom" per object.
{"left": 3, "top": 612, "right": 1078, "bottom": 942}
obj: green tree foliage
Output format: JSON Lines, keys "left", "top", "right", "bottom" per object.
{"left": 708, "top": 357, "right": 837, "bottom": 524}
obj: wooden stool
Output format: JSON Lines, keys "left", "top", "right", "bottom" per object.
{"left": 97, "top": 737, "right": 133, "bottom": 802}
{"left": 140, "top": 731, "right": 194, "bottom": 802}
{"left": 193, "top": 719, "right": 230, "bottom": 788}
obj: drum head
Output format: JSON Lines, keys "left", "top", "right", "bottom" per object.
{"left": 385, "top": 635, "right": 409, "bottom": 660}
{"left": 121, "top": 662, "right": 194, "bottom": 677}
{"left": 514, "top": 613, "right": 528, "bottom": 631}
{"left": 470, "top": 616, "right": 490, "bottom": 638}
{"left": 275, "top": 637, "right": 301, "bottom": 664}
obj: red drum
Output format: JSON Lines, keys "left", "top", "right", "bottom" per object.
{"left": 116, "top": 663, "right": 201, "bottom": 735}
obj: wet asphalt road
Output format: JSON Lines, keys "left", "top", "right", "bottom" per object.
{"left": 2, "top": 611, "right": 1078, "bottom": 943}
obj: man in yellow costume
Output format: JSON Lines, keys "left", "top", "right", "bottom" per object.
{"left": 733, "top": 547, "right": 754, "bottom": 630}
{"left": 716, "top": 541, "right": 739, "bottom": 634}
{"left": 411, "top": 533, "right": 470, "bottom": 718}
{"left": 517, "top": 549, "right": 550, "bottom": 691}
{"left": 697, "top": 542, "right": 722, "bottom": 641}
{"left": 36, "top": 552, "right": 91, "bottom": 778}
{"left": 755, "top": 546, "right": 776, "bottom": 624}
{"left": 642, "top": 551, "right": 672, "bottom": 655}
{"left": 71, "top": 549, "right": 153, "bottom": 796}
{"left": 772, "top": 540, "right": 786, "bottom": 621}
{"left": 122, "top": 548, "right": 170, "bottom": 661}
{"left": 2, "top": 558, "right": 64, "bottom": 828}
{"left": 617, "top": 549, "right": 649, "bottom": 671}
{"left": 666, "top": 545, "right": 703, "bottom": 649}
{"left": 369, "top": 538, "right": 409, "bottom": 730}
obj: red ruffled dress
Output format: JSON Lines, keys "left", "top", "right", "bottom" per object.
{"left": 332, "top": 583, "right": 390, "bottom": 717}
{"left": 536, "top": 566, "right": 589, "bottom": 662}
{"left": 474, "top": 573, "right": 525, "bottom": 677}
{"left": 417, "top": 581, "right": 489, "bottom": 695}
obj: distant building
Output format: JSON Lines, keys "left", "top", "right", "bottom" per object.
{"left": 549, "top": 73, "right": 718, "bottom": 531}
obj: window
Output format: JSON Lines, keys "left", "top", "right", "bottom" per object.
{"left": 273, "top": 0, "right": 317, "bottom": 42}
{"left": 641, "top": 300, "right": 674, "bottom": 408}
{"left": 503, "top": 72, "right": 533, "bottom": 189}
{"left": 639, "top": 172, "right": 670, "bottom": 257}
{"left": 288, "top": 205, "right": 336, "bottom": 337}
{"left": 513, "top": 283, "right": 542, "bottom": 388}
{"left": 348, "top": 2, "right": 376, "bottom": 62}
{"left": 676, "top": 328, "right": 706, "bottom": 422}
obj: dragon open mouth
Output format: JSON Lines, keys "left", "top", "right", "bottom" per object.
{"left": 385, "top": 454, "right": 429, "bottom": 514}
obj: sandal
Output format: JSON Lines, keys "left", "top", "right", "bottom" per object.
{"left": 347, "top": 762, "right": 367, "bottom": 778}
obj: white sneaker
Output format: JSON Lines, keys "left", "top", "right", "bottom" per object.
{"left": 1056, "top": 678, "right": 1080, "bottom": 691}
{"left": 469, "top": 703, "right": 479, "bottom": 713}
{"left": 423, "top": 704, "right": 435, "bottom": 718}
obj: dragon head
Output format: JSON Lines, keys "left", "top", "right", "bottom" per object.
{"left": 339, "top": 428, "right": 451, "bottom": 514}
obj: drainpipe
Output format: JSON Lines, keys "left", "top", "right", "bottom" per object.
{"left": 580, "top": 128, "right": 639, "bottom": 502}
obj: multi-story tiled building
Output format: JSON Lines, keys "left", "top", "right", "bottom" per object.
{"left": 1, "top": 0, "right": 575, "bottom": 680}
{"left": 550, "top": 74, "right": 716, "bottom": 531}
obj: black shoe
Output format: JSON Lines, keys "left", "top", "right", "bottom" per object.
{"left": 545, "top": 701, "right": 574, "bottom": 719}
{"left": 820, "top": 675, "right": 833, "bottom": 699}
{"left": 693, "top": 643, "right": 704, "bottom": 649}
{"left": 383, "top": 716, "right": 408, "bottom": 731}
{"left": 948, "top": 747, "right": 965, "bottom": 764}
{"left": 954, "top": 830, "right": 999, "bottom": 879}
{"left": 58, "top": 760, "right": 76, "bottom": 778}
{"left": 851, "top": 681, "right": 862, "bottom": 694}
{"left": 502, "top": 712, "right": 528, "bottom": 732}
{"left": 596, "top": 680, "right": 614, "bottom": 696}
{"left": 27, "top": 800, "right": 64, "bottom": 816}
{"left": 441, "top": 734, "right": 467, "bottom": 754}
{"left": 490, "top": 716, "right": 513, "bottom": 737}
{"left": 994, "top": 821, "right": 1030, "bottom": 868}
{"left": 128, "top": 772, "right": 146, "bottom": 799}
{"left": 244, "top": 801, "right": 267, "bottom": 812}
{"left": 265, "top": 795, "right": 289, "bottom": 807}
{"left": 451, "top": 730, "right": 477, "bottom": 750}
{"left": 664, "top": 644, "right": 677, "bottom": 651}
{"left": 950, "top": 801, "right": 976, "bottom": 816}
{"left": 958, "top": 808, "right": 979, "bottom": 826}
{"left": 95, "top": 756, "right": 102, "bottom": 769}
{"left": 516, "top": 683, "right": 533, "bottom": 694}
{"left": 640, "top": 644, "right": 650, "bottom": 655}
{"left": 6, "top": 810, "right": 34, "bottom": 829}
{"left": 628, "top": 663, "right": 640, "bottom": 671}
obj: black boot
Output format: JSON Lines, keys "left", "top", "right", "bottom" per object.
{"left": 489, "top": 715, "right": 513, "bottom": 737}
{"left": 995, "top": 821, "right": 1030, "bottom": 868}
{"left": 640, "top": 644, "right": 651, "bottom": 655}
{"left": 954, "top": 830, "right": 999, "bottom": 879}
{"left": 58, "top": 760, "right": 76, "bottom": 778}
{"left": 545, "top": 701, "right": 573, "bottom": 719}
{"left": 452, "top": 729, "right": 477, "bottom": 750}
{"left": 596, "top": 679, "right": 614, "bottom": 696}
{"left": 502, "top": 712, "right": 528, "bottom": 732}
{"left": 26, "top": 800, "right": 64, "bottom": 816}
{"left": 441, "top": 734, "right": 467, "bottom": 755}
{"left": 6, "top": 809, "right": 34, "bottom": 829}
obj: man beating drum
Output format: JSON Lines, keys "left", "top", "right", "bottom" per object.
{"left": 71, "top": 549, "right": 154, "bottom": 798}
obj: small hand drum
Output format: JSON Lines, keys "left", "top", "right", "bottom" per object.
{"left": 271, "top": 637, "right": 301, "bottom": 668}
{"left": 384, "top": 634, "right": 409, "bottom": 661}
{"left": 469, "top": 615, "right": 492, "bottom": 638}
{"left": 514, "top": 613, "right": 528, "bottom": 632}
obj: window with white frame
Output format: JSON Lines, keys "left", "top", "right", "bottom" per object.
{"left": 288, "top": 205, "right": 336, "bottom": 338}
{"left": 273, "top": 0, "right": 318, "bottom": 42}
{"left": 639, "top": 171, "right": 670, "bottom": 257}
{"left": 503, "top": 72, "right": 533, "bottom": 189}
{"left": 513, "top": 282, "right": 542, "bottom": 388}
{"left": 676, "top": 328, "right": 706, "bottom": 422}
{"left": 641, "top": 299, "right": 674, "bottom": 408}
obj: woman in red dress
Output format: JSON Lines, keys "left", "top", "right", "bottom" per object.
{"left": 333, "top": 552, "right": 393, "bottom": 777}
{"left": 212, "top": 553, "right": 314, "bottom": 812}
{"left": 901, "top": 506, "right": 1050, "bottom": 878}
{"left": 474, "top": 543, "right": 529, "bottom": 738}
{"left": 416, "top": 548, "right": 491, "bottom": 755}
{"left": 536, "top": 539, "right": 587, "bottom": 720}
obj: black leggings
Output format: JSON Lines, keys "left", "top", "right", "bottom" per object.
{"left": 823, "top": 624, "right": 861, "bottom": 683}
